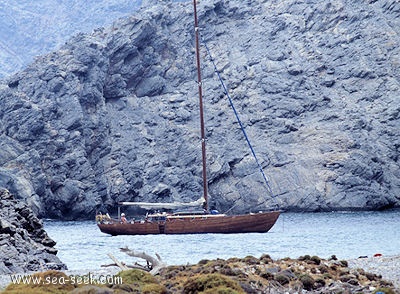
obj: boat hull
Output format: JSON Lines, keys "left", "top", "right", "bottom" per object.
{"left": 97, "top": 211, "right": 280, "bottom": 235}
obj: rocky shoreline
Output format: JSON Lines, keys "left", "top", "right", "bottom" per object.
{"left": 1, "top": 254, "right": 398, "bottom": 293}
{"left": 348, "top": 255, "right": 400, "bottom": 289}
{"left": 0, "top": 187, "right": 398, "bottom": 292}
{"left": 0, "top": 189, "right": 66, "bottom": 274}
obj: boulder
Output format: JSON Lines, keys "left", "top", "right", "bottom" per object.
{"left": 0, "top": 189, "right": 66, "bottom": 274}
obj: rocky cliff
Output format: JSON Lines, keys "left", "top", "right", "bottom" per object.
{"left": 0, "top": 0, "right": 399, "bottom": 219}
{"left": 0, "top": 0, "right": 142, "bottom": 78}
{"left": 0, "top": 189, "right": 66, "bottom": 274}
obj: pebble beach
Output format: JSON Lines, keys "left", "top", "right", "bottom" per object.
{"left": 348, "top": 255, "right": 400, "bottom": 289}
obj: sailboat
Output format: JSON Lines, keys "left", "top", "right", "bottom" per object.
{"left": 96, "top": 0, "right": 280, "bottom": 236}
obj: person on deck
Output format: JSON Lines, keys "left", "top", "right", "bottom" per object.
{"left": 120, "top": 213, "right": 127, "bottom": 224}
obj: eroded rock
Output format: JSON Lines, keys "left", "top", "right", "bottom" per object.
{"left": 0, "top": 189, "right": 66, "bottom": 274}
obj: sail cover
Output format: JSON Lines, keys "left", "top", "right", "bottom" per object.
{"left": 119, "top": 197, "right": 205, "bottom": 210}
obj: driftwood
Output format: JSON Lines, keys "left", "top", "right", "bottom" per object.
{"left": 105, "top": 253, "right": 129, "bottom": 270}
{"left": 102, "top": 247, "right": 167, "bottom": 275}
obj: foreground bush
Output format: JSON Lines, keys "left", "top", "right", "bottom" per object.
{"left": 182, "top": 273, "right": 244, "bottom": 294}
{"left": 3, "top": 271, "right": 75, "bottom": 294}
{"left": 2, "top": 255, "right": 397, "bottom": 293}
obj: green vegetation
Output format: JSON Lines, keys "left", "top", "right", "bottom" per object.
{"left": 274, "top": 274, "right": 290, "bottom": 285}
{"left": 299, "top": 274, "right": 315, "bottom": 291}
{"left": 1, "top": 255, "right": 397, "bottom": 293}
{"left": 183, "top": 273, "right": 244, "bottom": 294}
{"left": 3, "top": 271, "right": 75, "bottom": 294}
{"left": 373, "top": 288, "right": 396, "bottom": 294}
{"left": 113, "top": 269, "right": 166, "bottom": 294}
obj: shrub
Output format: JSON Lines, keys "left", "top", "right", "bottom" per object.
{"left": 142, "top": 283, "right": 167, "bottom": 294}
{"left": 202, "top": 285, "right": 244, "bottom": 294}
{"left": 329, "top": 255, "right": 338, "bottom": 261}
{"left": 115, "top": 269, "right": 165, "bottom": 293}
{"left": 259, "top": 254, "right": 273, "bottom": 264}
{"left": 242, "top": 256, "right": 259, "bottom": 265}
{"left": 183, "top": 273, "right": 244, "bottom": 294}
{"left": 198, "top": 259, "right": 210, "bottom": 265}
{"left": 314, "top": 277, "right": 326, "bottom": 288}
{"left": 226, "top": 257, "right": 241, "bottom": 263}
{"left": 116, "top": 269, "right": 157, "bottom": 285}
{"left": 322, "top": 273, "right": 332, "bottom": 279}
{"left": 219, "top": 266, "right": 238, "bottom": 276}
{"left": 274, "top": 274, "right": 290, "bottom": 286}
{"left": 318, "top": 264, "right": 329, "bottom": 273}
{"left": 339, "top": 260, "right": 348, "bottom": 267}
{"left": 298, "top": 255, "right": 311, "bottom": 261}
{"left": 373, "top": 288, "right": 396, "bottom": 294}
{"left": 70, "top": 285, "right": 113, "bottom": 293}
{"left": 3, "top": 271, "right": 75, "bottom": 294}
{"left": 260, "top": 272, "right": 274, "bottom": 280}
{"left": 310, "top": 256, "right": 321, "bottom": 265}
{"left": 110, "top": 283, "right": 133, "bottom": 292}
{"left": 299, "top": 274, "right": 315, "bottom": 291}
{"left": 366, "top": 272, "right": 379, "bottom": 281}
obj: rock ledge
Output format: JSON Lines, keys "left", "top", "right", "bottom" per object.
{"left": 0, "top": 189, "right": 66, "bottom": 274}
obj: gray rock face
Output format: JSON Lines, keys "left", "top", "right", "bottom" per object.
{"left": 0, "top": 0, "right": 399, "bottom": 219}
{"left": 0, "top": 189, "right": 66, "bottom": 274}
{"left": 0, "top": 0, "right": 142, "bottom": 79}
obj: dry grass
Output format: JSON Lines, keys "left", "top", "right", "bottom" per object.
{"left": 1, "top": 255, "right": 398, "bottom": 293}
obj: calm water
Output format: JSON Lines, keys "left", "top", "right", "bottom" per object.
{"left": 44, "top": 210, "right": 400, "bottom": 271}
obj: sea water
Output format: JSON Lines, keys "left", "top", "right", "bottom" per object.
{"left": 44, "top": 210, "right": 400, "bottom": 271}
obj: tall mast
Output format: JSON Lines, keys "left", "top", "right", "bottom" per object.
{"left": 193, "top": 0, "right": 208, "bottom": 212}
